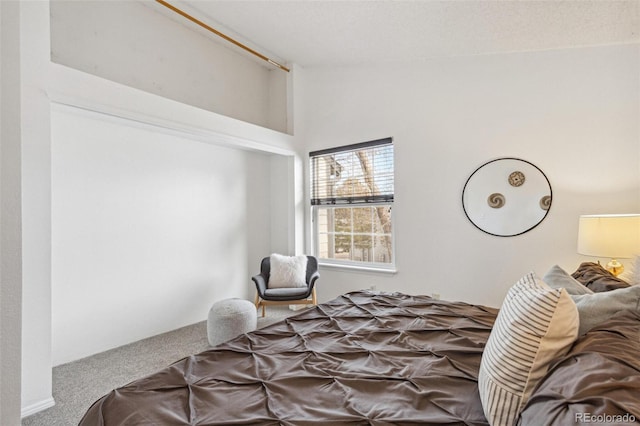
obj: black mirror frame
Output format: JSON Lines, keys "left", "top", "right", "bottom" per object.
{"left": 462, "top": 157, "right": 553, "bottom": 237}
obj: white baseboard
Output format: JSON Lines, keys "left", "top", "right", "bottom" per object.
{"left": 21, "top": 397, "right": 55, "bottom": 418}
{"left": 288, "top": 304, "right": 311, "bottom": 311}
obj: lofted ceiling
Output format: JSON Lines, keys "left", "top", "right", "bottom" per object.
{"left": 159, "top": 0, "right": 640, "bottom": 69}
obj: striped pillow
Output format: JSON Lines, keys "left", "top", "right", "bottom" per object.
{"left": 478, "top": 273, "right": 579, "bottom": 426}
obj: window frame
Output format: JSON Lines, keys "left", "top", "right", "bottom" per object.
{"left": 309, "top": 138, "right": 396, "bottom": 272}
{"left": 312, "top": 203, "right": 396, "bottom": 272}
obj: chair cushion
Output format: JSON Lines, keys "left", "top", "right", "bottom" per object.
{"left": 264, "top": 287, "right": 310, "bottom": 301}
{"left": 268, "top": 254, "right": 308, "bottom": 289}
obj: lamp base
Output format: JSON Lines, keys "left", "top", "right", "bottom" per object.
{"left": 605, "top": 259, "right": 624, "bottom": 277}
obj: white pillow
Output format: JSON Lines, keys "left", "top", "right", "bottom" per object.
{"left": 571, "top": 285, "right": 640, "bottom": 335}
{"left": 631, "top": 255, "right": 640, "bottom": 284}
{"left": 621, "top": 255, "right": 640, "bottom": 285}
{"left": 478, "top": 272, "right": 579, "bottom": 426}
{"left": 543, "top": 265, "right": 593, "bottom": 295}
{"left": 617, "top": 254, "right": 640, "bottom": 284}
{"left": 268, "top": 254, "right": 308, "bottom": 289}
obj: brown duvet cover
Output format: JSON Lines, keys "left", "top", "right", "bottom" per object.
{"left": 518, "top": 310, "right": 640, "bottom": 425}
{"left": 79, "top": 291, "right": 498, "bottom": 425}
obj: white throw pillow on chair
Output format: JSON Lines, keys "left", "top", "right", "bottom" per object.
{"left": 268, "top": 254, "right": 308, "bottom": 289}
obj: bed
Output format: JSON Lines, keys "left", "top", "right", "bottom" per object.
{"left": 79, "top": 266, "right": 640, "bottom": 425}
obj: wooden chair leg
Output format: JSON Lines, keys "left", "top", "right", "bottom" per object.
{"left": 254, "top": 291, "right": 267, "bottom": 317}
{"left": 312, "top": 288, "right": 317, "bottom": 305}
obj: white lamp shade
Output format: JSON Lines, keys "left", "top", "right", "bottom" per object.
{"left": 577, "top": 214, "right": 640, "bottom": 259}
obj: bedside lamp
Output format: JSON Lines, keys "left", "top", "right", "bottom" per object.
{"left": 577, "top": 214, "right": 640, "bottom": 276}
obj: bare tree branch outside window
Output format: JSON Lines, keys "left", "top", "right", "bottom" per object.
{"left": 311, "top": 139, "right": 393, "bottom": 265}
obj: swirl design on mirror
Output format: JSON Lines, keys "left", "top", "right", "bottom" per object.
{"left": 509, "top": 171, "right": 525, "bottom": 187}
{"left": 488, "top": 193, "right": 506, "bottom": 209}
{"left": 540, "top": 195, "right": 551, "bottom": 211}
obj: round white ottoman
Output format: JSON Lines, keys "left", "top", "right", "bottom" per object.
{"left": 207, "top": 298, "right": 257, "bottom": 346}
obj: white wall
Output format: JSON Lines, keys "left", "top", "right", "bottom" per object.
{"left": 20, "top": 1, "right": 55, "bottom": 417}
{"left": 0, "top": 1, "right": 23, "bottom": 424}
{"left": 50, "top": 105, "right": 278, "bottom": 365}
{"left": 19, "top": 0, "right": 303, "bottom": 417}
{"left": 300, "top": 44, "right": 640, "bottom": 308}
{"left": 50, "top": 0, "right": 288, "bottom": 133}
{"left": 270, "top": 155, "right": 295, "bottom": 254}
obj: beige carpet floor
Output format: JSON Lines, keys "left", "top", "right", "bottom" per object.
{"left": 22, "top": 306, "right": 298, "bottom": 426}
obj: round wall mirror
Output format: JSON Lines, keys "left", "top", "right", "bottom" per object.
{"left": 462, "top": 158, "right": 552, "bottom": 237}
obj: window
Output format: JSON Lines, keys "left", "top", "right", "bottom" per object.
{"left": 310, "top": 138, "right": 394, "bottom": 269}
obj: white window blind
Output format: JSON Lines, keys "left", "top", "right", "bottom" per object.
{"left": 310, "top": 138, "right": 394, "bottom": 206}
